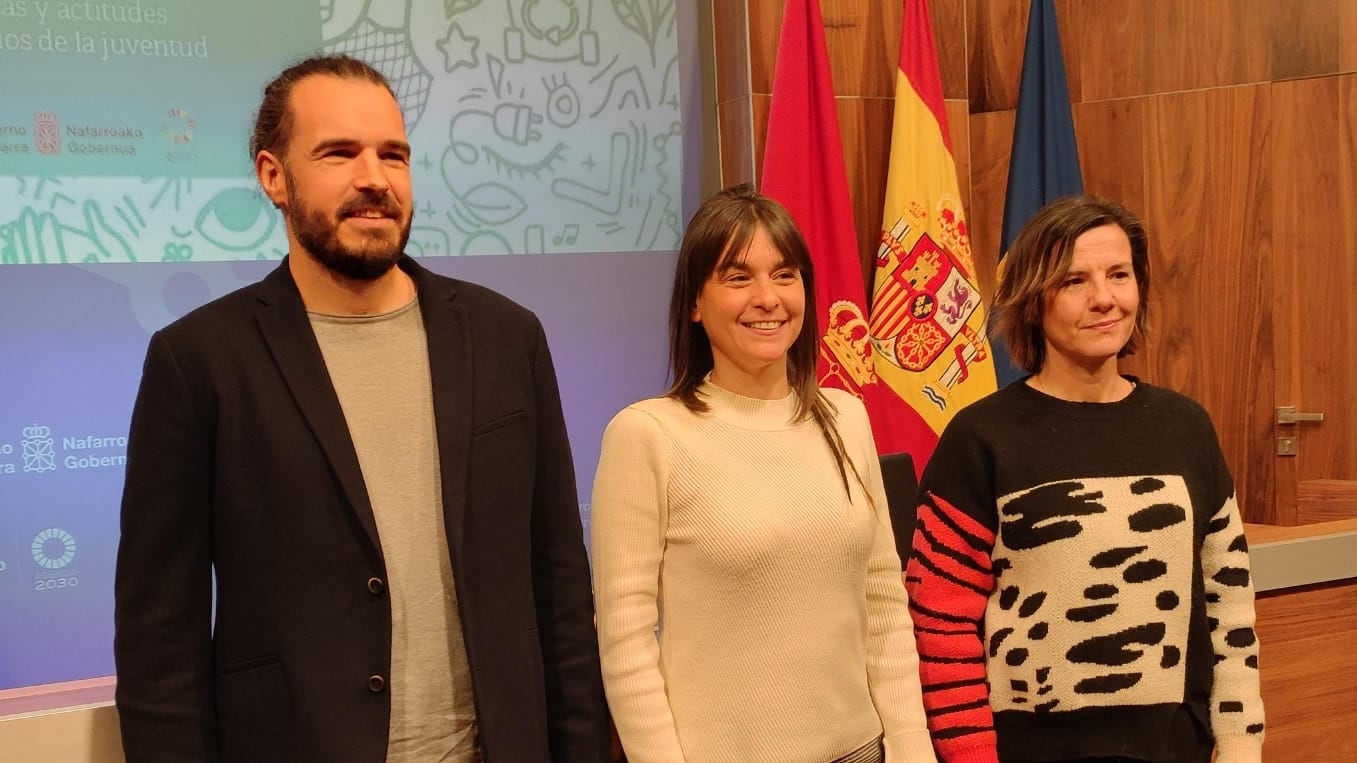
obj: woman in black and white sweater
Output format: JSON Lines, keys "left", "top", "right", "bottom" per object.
{"left": 905, "top": 195, "right": 1264, "bottom": 763}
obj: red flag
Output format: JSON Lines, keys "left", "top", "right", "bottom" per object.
{"left": 869, "top": 0, "right": 998, "bottom": 474}
{"left": 760, "top": 0, "right": 926, "bottom": 457}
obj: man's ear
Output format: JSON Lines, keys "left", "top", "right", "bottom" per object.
{"left": 256, "top": 150, "right": 288, "bottom": 209}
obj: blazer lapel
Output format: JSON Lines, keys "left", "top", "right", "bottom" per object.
{"left": 409, "top": 260, "right": 473, "bottom": 570}
{"left": 253, "top": 260, "right": 383, "bottom": 555}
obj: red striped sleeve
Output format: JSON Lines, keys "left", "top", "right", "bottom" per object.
{"left": 906, "top": 493, "right": 999, "bottom": 763}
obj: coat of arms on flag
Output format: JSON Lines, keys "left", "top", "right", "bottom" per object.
{"left": 869, "top": 0, "right": 997, "bottom": 465}
{"left": 873, "top": 200, "right": 988, "bottom": 410}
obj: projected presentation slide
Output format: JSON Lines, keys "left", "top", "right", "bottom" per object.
{"left": 0, "top": 0, "right": 682, "bottom": 261}
{"left": 0, "top": 0, "right": 683, "bottom": 692}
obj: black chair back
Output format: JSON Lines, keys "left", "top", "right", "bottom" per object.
{"left": 878, "top": 452, "right": 918, "bottom": 565}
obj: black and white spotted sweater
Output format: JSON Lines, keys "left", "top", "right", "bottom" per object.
{"left": 905, "top": 378, "right": 1264, "bottom": 763}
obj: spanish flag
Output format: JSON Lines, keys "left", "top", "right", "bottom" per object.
{"left": 870, "top": 0, "right": 997, "bottom": 471}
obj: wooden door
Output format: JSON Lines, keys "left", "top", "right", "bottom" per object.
{"left": 1271, "top": 74, "right": 1357, "bottom": 526}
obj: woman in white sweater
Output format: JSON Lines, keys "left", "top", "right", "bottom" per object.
{"left": 591, "top": 185, "right": 936, "bottom": 763}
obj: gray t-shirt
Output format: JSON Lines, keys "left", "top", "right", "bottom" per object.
{"left": 310, "top": 298, "right": 480, "bottom": 763}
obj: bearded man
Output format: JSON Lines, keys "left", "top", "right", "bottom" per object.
{"left": 113, "top": 54, "right": 609, "bottom": 763}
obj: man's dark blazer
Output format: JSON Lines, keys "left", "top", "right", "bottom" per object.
{"left": 113, "top": 256, "right": 610, "bottom": 762}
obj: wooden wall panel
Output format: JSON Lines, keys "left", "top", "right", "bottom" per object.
{"left": 751, "top": 93, "right": 769, "bottom": 188}
{"left": 718, "top": 96, "right": 756, "bottom": 187}
{"left": 1146, "top": 0, "right": 1270, "bottom": 94}
{"left": 1056, "top": 0, "right": 1346, "bottom": 100}
{"left": 1295, "top": 480, "right": 1357, "bottom": 525}
{"left": 823, "top": 0, "right": 900, "bottom": 98}
{"left": 1061, "top": 0, "right": 1270, "bottom": 101}
{"left": 1072, "top": 98, "right": 1148, "bottom": 222}
{"left": 932, "top": 0, "right": 969, "bottom": 100}
{"left": 1270, "top": 0, "right": 1343, "bottom": 81}
{"left": 712, "top": 0, "right": 753, "bottom": 190}
{"left": 963, "top": 109, "right": 1013, "bottom": 301}
{"left": 966, "top": 0, "right": 1026, "bottom": 113}
{"left": 1056, "top": 0, "right": 1149, "bottom": 103}
{"left": 712, "top": 0, "right": 750, "bottom": 105}
{"left": 748, "top": 0, "right": 780, "bottom": 95}
{"left": 756, "top": 0, "right": 976, "bottom": 102}
{"left": 1254, "top": 580, "right": 1357, "bottom": 761}
{"left": 1344, "top": 2, "right": 1357, "bottom": 73}
{"left": 1140, "top": 86, "right": 1275, "bottom": 524}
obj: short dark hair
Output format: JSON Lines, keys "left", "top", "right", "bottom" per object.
{"left": 667, "top": 183, "right": 866, "bottom": 499}
{"left": 991, "top": 194, "right": 1151, "bottom": 373}
{"left": 249, "top": 54, "right": 394, "bottom": 161}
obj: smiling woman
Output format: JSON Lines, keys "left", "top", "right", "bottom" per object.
{"left": 590, "top": 184, "right": 936, "bottom": 763}
{"left": 1034, "top": 222, "right": 1140, "bottom": 399}
{"left": 691, "top": 225, "right": 805, "bottom": 399}
{"left": 907, "top": 195, "right": 1266, "bottom": 763}
{"left": 991, "top": 195, "right": 1151, "bottom": 402}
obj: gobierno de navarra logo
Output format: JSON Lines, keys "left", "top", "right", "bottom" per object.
{"left": 21, "top": 424, "right": 57, "bottom": 473}
{"left": 34, "top": 111, "right": 61, "bottom": 155}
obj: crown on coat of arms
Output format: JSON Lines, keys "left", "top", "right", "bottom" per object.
{"left": 936, "top": 201, "right": 972, "bottom": 269}
{"left": 820, "top": 300, "right": 874, "bottom": 387}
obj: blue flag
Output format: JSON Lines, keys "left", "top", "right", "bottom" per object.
{"left": 993, "top": 0, "right": 1083, "bottom": 385}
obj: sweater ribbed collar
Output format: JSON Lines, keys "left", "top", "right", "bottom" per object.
{"left": 1015, "top": 373, "right": 1150, "bottom": 420}
{"left": 696, "top": 379, "right": 803, "bottom": 431}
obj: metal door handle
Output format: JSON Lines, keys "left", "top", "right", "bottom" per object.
{"left": 1277, "top": 406, "right": 1324, "bottom": 425}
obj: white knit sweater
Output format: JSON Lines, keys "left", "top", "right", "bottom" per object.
{"left": 591, "top": 381, "right": 936, "bottom": 763}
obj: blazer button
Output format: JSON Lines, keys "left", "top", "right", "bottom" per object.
{"left": 368, "top": 674, "right": 385, "bottom": 693}
{"left": 367, "top": 577, "right": 384, "bottom": 595}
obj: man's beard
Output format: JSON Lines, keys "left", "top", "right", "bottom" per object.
{"left": 285, "top": 180, "right": 412, "bottom": 282}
